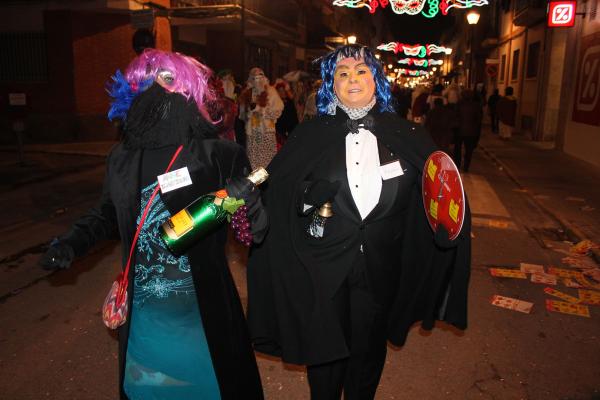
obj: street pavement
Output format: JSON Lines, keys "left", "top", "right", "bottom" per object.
{"left": 0, "top": 131, "right": 599, "bottom": 399}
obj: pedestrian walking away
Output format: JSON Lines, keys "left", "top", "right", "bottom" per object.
{"left": 425, "top": 97, "right": 458, "bottom": 153}
{"left": 38, "top": 49, "right": 265, "bottom": 400}
{"left": 247, "top": 44, "right": 472, "bottom": 400}
{"left": 497, "top": 86, "right": 517, "bottom": 140}
{"left": 454, "top": 89, "right": 483, "bottom": 173}
{"left": 487, "top": 88, "right": 500, "bottom": 134}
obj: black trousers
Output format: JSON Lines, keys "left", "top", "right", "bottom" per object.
{"left": 453, "top": 136, "right": 478, "bottom": 172}
{"left": 307, "top": 256, "right": 388, "bottom": 400}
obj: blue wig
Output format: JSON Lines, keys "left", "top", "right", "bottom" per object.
{"left": 316, "top": 45, "right": 394, "bottom": 116}
{"left": 106, "top": 70, "right": 152, "bottom": 121}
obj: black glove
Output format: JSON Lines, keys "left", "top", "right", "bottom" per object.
{"left": 39, "top": 238, "right": 75, "bottom": 270}
{"left": 226, "top": 177, "right": 269, "bottom": 243}
{"left": 304, "top": 179, "right": 341, "bottom": 207}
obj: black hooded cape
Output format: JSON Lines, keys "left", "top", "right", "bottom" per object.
{"left": 247, "top": 109, "right": 471, "bottom": 366}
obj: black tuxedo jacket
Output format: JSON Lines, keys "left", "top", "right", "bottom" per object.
{"left": 247, "top": 108, "right": 471, "bottom": 366}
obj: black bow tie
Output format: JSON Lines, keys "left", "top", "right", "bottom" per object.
{"left": 346, "top": 115, "right": 374, "bottom": 134}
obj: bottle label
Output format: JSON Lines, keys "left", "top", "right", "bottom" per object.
{"left": 169, "top": 209, "right": 194, "bottom": 237}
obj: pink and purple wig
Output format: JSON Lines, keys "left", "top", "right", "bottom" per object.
{"left": 108, "top": 49, "right": 216, "bottom": 122}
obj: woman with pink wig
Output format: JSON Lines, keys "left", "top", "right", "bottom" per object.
{"left": 39, "top": 50, "right": 264, "bottom": 400}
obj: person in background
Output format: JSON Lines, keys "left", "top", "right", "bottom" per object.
{"left": 238, "top": 67, "right": 284, "bottom": 168}
{"left": 38, "top": 49, "right": 264, "bottom": 400}
{"left": 497, "top": 86, "right": 517, "bottom": 140}
{"left": 275, "top": 80, "right": 299, "bottom": 149}
{"left": 426, "top": 83, "right": 447, "bottom": 110}
{"left": 454, "top": 89, "right": 483, "bottom": 173}
{"left": 303, "top": 80, "right": 321, "bottom": 121}
{"left": 425, "top": 97, "right": 458, "bottom": 153}
{"left": 411, "top": 85, "right": 430, "bottom": 125}
{"left": 487, "top": 88, "right": 500, "bottom": 134}
{"left": 207, "top": 74, "right": 237, "bottom": 142}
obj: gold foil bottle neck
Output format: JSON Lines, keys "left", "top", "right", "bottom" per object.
{"left": 247, "top": 167, "right": 269, "bottom": 186}
{"left": 318, "top": 202, "right": 333, "bottom": 218}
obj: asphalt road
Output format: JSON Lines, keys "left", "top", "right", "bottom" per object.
{"left": 1, "top": 148, "right": 599, "bottom": 400}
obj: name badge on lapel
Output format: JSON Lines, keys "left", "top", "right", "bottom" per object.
{"left": 380, "top": 160, "right": 404, "bottom": 180}
{"left": 157, "top": 167, "right": 193, "bottom": 193}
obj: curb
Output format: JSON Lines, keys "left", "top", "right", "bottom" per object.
{"left": 479, "top": 144, "right": 600, "bottom": 265}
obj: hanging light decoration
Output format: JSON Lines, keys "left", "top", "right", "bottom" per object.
{"left": 377, "top": 42, "right": 452, "bottom": 57}
{"left": 396, "top": 58, "right": 445, "bottom": 67}
{"left": 332, "top": 0, "right": 488, "bottom": 18}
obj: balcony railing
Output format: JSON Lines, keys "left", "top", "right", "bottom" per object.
{"left": 171, "top": 0, "right": 300, "bottom": 28}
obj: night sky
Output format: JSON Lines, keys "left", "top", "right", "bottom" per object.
{"left": 384, "top": 9, "right": 456, "bottom": 44}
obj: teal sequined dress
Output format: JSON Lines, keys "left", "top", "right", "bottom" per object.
{"left": 123, "top": 182, "right": 221, "bottom": 400}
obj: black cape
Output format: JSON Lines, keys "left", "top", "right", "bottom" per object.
{"left": 247, "top": 109, "right": 471, "bottom": 366}
{"left": 61, "top": 138, "right": 263, "bottom": 399}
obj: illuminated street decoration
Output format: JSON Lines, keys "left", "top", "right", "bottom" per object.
{"left": 332, "top": 0, "right": 488, "bottom": 17}
{"left": 396, "top": 58, "right": 445, "bottom": 68}
{"left": 377, "top": 42, "right": 452, "bottom": 57}
{"left": 397, "top": 69, "right": 425, "bottom": 76}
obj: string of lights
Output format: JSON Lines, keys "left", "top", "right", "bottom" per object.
{"left": 332, "top": 0, "right": 488, "bottom": 17}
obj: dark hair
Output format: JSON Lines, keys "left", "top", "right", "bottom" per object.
{"left": 316, "top": 45, "right": 393, "bottom": 115}
{"left": 505, "top": 86, "right": 514, "bottom": 96}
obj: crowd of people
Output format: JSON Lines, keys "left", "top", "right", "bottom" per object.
{"left": 208, "top": 63, "right": 518, "bottom": 175}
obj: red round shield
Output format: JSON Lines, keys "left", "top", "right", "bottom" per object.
{"left": 422, "top": 151, "right": 465, "bottom": 240}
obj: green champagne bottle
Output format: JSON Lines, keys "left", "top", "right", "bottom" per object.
{"left": 160, "top": 167, "right": 268, "bottom": 256}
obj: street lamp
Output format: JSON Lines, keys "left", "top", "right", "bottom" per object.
{"left": 347, "top": 35, "right": 357, "bottom": 45}
{"left": 466, "top": 10, "right": 480, "bottom": 88}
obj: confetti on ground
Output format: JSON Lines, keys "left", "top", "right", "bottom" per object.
{"left": 578, "top": 289, "right": 600, "bottom": 305}
{"left": 563, "top": 278, "right": 586, "bottom": 289}
{"left": 580, "top": 206, "right": 596, "bottom": 212}
{"left": 489, "top": 268, "right": 527, "bottom": 279}
{"left": 576, "top": 276, "right": 600, "bottom": 290}
{"left": 543, "top": 287, "right": 580, "bottom": 303}
{"left": 565, "top": 196, "right": 586, "bottom": 202}
{"left": 570, "top": 240, "right": 599, "bottom": 255}
{"left": 545, "top": 299, "right": 590, "bottom": 317}
{"left": 562, "top": 256, "right": 598, "bottom": 269}
{"left": 583, "top": 268, "right": 600, "bottom": 283}
{"left": 531, "top": 273, "right": 557, "bottom": 285}
{"left": 520, "top": 263, "right": 545, "bottom": 274}
{"left": 547, "top": 267, "right": 583, "bottom": 279}
{"left": 491, "top": 295, "right": 533, "bottom": 314}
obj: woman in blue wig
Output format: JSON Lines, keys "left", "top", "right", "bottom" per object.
{"left": 38, "top": 49, "right": 265, "bottom": 400}
{"left": 247, "top": 44, "right": 471, "bottom": 399}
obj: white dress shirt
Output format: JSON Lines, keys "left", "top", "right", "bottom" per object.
{"left": 345, "top": 127, "right": 382, "bottom": 220}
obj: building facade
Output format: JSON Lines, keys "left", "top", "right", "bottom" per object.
{"left": 446, "top": 0, "right": 600, "bottom": 168}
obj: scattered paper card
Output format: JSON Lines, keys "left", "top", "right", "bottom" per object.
{"left": 570, "top": 240, "right": 599, "bottom": 255}
{"left": 547, "top": 267, "right": 582, "bottom": 279}
{"left": 489, "top": 268, "right": 527, "bottom": 279}
{"left": 562, "top": 256, "right": 598, "bottom": 270}
{"left": 576, "top": 276, "right": 600, "bottom": 290}
{"left": 520, "top": 263, "right": 545, "bottom": 274}
{"left": 491, "top": 295, "right": 533, "bottom": 314}
{"left": 543, "top": 287, "right": 580, "bottom": 303}
{"left": 583, "top": 268, "right": 600, "bottom": 283}
{"left": 545, "top": 299, "right": 590, "bottom": 317}
{"left": 577, "top": 289, "right": 600, "bottom": 306}
{"left": 563, "top": 278, "right": 586, "bottom": 289}
{"left": 531, "top": 273, "right": 557, "bottom": 285}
